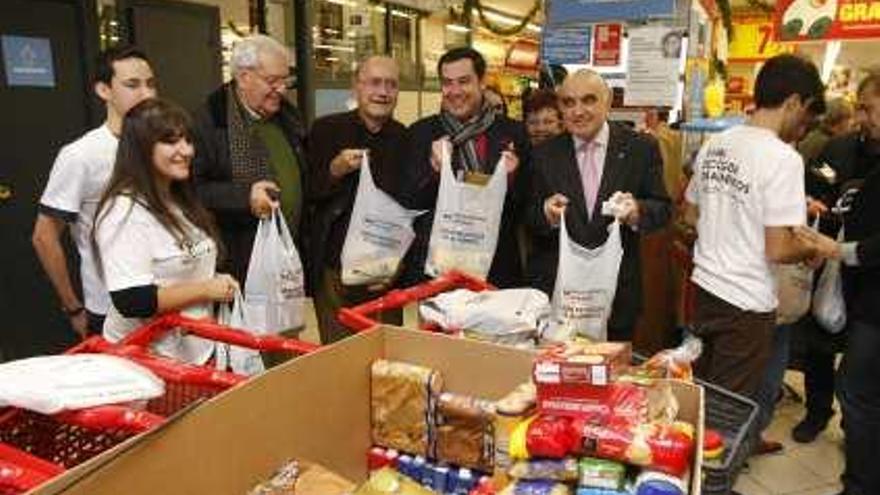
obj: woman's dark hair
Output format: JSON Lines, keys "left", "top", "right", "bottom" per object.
{"left": 524, "top": 89, "right": 561, "bottom": 118}
{"left": 93, "top": 98, "right": 221, "bottom": 268}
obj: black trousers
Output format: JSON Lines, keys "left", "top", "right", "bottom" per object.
{"left": 838, "top": 319, "right": 880, "bottom": 495}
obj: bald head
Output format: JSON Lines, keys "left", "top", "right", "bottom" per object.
{"left": 354, "top": 55, "right": 400, "bottom": 127}
{"left": 558, "top": 70, "right": 612, "bottom": 140}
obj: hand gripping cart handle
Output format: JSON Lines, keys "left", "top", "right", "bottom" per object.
{"left": 337, "top": 270, "right": 494, "bottom": 333}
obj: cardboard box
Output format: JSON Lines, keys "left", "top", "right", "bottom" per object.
{"left": 31, "top": 327, "right": 703, "bottom": 495}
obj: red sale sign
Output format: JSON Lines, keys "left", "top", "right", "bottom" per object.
{"left": 593, "top": 24, "right": 623, "bottom": 66}
{"left": 776, "top": 0, "right": 880, "bottom": 41}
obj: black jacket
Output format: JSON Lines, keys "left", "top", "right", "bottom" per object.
{"left": 191, "top": 83, "right": 311, "bottom": 290}
{"left": 818, "top": 133, "right": 880, "bottom": 326}
{"left": 526, "top": 125, "right": 672, "bottom": 339}
{"left": 307, "top": 110, "right": 406, "bottom": 288}
{"left": 397, "top": 114, "right": 532, "bottom": 289}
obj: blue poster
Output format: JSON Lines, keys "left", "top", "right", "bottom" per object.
{"left": 2, "top": 35, "right": 55, "bottom": 88}
{"left": 542, "top": 26, "right": 593, "bottom": 65}
{"left": 547, "top": 0, "right": 675, "bottom": 24}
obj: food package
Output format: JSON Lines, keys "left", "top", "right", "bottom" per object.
{"left": 534, "top": 342, "right": 631, "bottom": 387}
{"left": 634, "top": 470, "right": 688, "bottom": 495}
{"left": 248, "top": 460, "right": 355, "bottom": 495}
{"left": 354, "top": 467, "right": 437, "bottom": 495}
{"left": 371, "top": 360, "right": 443, "bottom": 457}
{"left": 575, "top": 488, "right": 631, "bottom": 495}
{"left": 580, "top": 420, "right": 695, "bottom": 477}
{"left": 435, "top": 392, "right": 495, "bottom": 471}
{"left": 494, "top": 383, "right": 537, "bottom": 485}
{"left": 638, "top": 336, "right": 702, "bottom": 381}
{"left": 499, "top": 479, "right": 572, "bottom": 495}
{"left": 536, "top": 380, "right": 649, "bottom": 424}
{"left": 524, "top": 415, "right": 581, "bottom": 458}
{"left": 507, "top": 458, "right": 579, "bottom": 481}
{"left": 577, "top": 457, "right": 626, "bottom": 490}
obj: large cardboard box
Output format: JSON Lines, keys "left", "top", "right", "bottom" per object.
{"left": 31, "top": 327, "right": 703, "bottom": 494}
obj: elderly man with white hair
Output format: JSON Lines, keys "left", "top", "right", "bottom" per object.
{"left": 192, "top": 34, "right": 309, "bottom": 292}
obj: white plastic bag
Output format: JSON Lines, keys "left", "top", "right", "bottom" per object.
{"left": 773, "top": 217, "right": 820, "bottom": 325}
{"left": 341, "top": 152, "right": 423, "bottom": 286}
{"left": 215, "top": 289, "right": 265, "bottom": 377}
{"left": 0, "top": 354, "right": 164, "bottom": 414}
{"left": 244, "top": 209, "right": 306, "bottom": 334}
{"left": 425, "top": 145, "right": 507, "bottom": 280}
{"left": 812, "top": 227, "right": 846, "bottom": 333}
{"left": 549, "top": 210, "right": 624, "bottom": 342}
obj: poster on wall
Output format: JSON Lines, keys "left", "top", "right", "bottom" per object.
{"left": 541, "top": 25, "right": 592, "bottom": 65}
{"left": 624, "top": 26, "right": 683, "bottom": 106}
{"left": 776, "top": 0, "right": 880, "bottom": 41}
{"left": 547, "top": 0, "right": 676, "bottom": 23}
{"left": 593, "top": 24, "right": 622, "bottom": 66}
{"left": 729, "top": 16, "right": 794, "bottom": 61}
{"left": 1, "top": 35, "right": 55, "bottom": 88}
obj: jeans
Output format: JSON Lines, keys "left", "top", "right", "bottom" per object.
{"left": 837, "top": 319, "right": 880, "bottom": 495}
{"left": 755, "top": 324, "right": 792, "bottom": 434}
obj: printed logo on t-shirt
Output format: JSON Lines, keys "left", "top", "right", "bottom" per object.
{"left": 700, "top": 147, "right": 751, "bottom": 205}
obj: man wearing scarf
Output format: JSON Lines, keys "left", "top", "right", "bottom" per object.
{"left": 191, "top": 35, "right": 309, "bottom": 290}
{"left": 398, "top": 47, "right": 531, "bottom": 288}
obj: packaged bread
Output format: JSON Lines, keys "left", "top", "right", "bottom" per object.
{"left": 354, "top": 467, "right": 437, "bottom": 495}
{"left": 371, "top": 360, "right": 443, "bottom": 457}
{"left": 248, "top": 459, "right": 355, "bottom": 495}
{"left": 500, "top": 480, "right": 571, "bottom": 495}
{"left": 435, "top": 392, "right": 495, "bottom": 471}
{"left": 507, "top": 458, "right": 579, "bottom": 481}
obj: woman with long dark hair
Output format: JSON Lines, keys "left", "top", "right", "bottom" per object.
{"left": 93, "top": 98, "right": 237, "bottom": 364}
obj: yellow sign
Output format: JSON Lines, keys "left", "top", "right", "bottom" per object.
{"left": 728, "top": 17, "right": 794, "bottom": 61}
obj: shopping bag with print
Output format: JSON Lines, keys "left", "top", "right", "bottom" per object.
{"left": 341, "top": 151, "right": 423, "bottom": 286}
{"left": 425, "top": 144, "right": 507, "bottom": 280}
{"left": 548, "top": 210, "right": 624, "bottom": 342}
{"left": 773, "top": 217, "right": 820, "bottom": 325}
{"left": 812, "top": 227, "right": 846, "bottom": 333}
{"left": 215, "top": 289, "right": 265, "bottom": 376}
{"left": 244, "top": 209, "right": 306, "bottom": 334}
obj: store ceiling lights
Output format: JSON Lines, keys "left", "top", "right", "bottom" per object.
{"left": 476, "top": 8, "right": 542, "bottom": 33}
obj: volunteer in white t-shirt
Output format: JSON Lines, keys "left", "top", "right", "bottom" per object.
{"left": 33, "top": 46, "right": 157, "bottom": 337}
{"left": 93, "top": 98, "right": 238, "bottom": 364}
{"left": 683, "top": 55, "right": 838, "bottom": 399}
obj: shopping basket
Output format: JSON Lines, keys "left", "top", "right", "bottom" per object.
{"left": 337, "top": 270, "right": 494, "bottom": 332}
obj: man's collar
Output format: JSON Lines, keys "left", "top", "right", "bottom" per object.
{"left": 572, "top": 121, "right": 610, "bottom": 150}
{"left": 233, "top": 84, "right": 264, "bottom": 121}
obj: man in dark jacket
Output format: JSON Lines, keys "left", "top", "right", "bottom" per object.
{"left": 308, "top": 55, "right": 406, "bottom": 344}
{"left": 398, "top": 47, "right": 531, "bottom": 288}
{"left": 527, "top": 70, "right": 671, "bottom": 341}
{"left": 796, "top": 73, "right": 880, "bottom": 495}
{"left": 192, "top": 34, "right": 309, "bottom": 289}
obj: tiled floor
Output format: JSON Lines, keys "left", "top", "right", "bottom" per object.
{"left": 732, "top": 371, "right": 844, "bottom": 495}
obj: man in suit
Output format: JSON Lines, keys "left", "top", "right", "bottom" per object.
{"left": 527, "top": 69, "right": 672, "bottom": 341}
{"left": 398, "top": 47, "right": 531, "bottom": 288}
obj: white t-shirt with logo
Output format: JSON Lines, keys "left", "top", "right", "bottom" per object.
{"left": 95, "top": 195, "right": 216, "bottom": 365}
{"left": 685, "top": 125, "right": 806, "bottom": 312}
{"left": 39, "top": 125, "right": 117, "bottom": 316}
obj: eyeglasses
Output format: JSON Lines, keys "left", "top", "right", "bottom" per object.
{"left": 251, "top": 70, "right": 295, "bottom": 90}
{"left": 358, "top": 76, "right": 398, "bottom": 92}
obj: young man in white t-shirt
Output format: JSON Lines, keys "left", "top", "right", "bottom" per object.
{"left": 683, "top": 55, "right": 838, "bottom": 400}
{"left": 31, "top": 46, "right": 157, "bottom": 337}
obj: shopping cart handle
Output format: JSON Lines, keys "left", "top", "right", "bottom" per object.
{"left": 54, "top": 405, "right": 164, "bottom": 434}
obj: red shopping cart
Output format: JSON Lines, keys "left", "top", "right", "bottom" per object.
{"left": 0, "top": 312, "right": 321, "bottom": 492}
{"left": 337, "top": 270, "right": 495, "bottom": 333}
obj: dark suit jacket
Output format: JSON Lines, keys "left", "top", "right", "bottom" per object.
{"left": 527, "top": 124, "right": 671, "bottom": 339}
{"left": 397, "top": 114, "right": 532, "bottom": 288}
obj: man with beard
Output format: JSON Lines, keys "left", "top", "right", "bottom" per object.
{"left": 308, "top": 56, "right": 406, "bottom": 344}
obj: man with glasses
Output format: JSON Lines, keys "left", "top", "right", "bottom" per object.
{"left": 192, "top": 34, "right": 309, "bottom": 288}
{"left": 307, "top": 55, "right": 406, "bottom": 344}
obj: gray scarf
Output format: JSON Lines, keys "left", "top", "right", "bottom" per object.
{"left": 440, "top": 100, "right": 497, "bottom": 173}
{"left": 227, "top": 84, "right": 271, "bottom": 184}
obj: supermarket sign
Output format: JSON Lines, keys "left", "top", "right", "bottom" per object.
{"left": 728, "top": 16, "right": 795, "bottom": 61}
{"left": 547, "top": 0, "right": 675, "bottom": 24}
{"left": 775, "top": 0, "right": 880, "bottom": 41}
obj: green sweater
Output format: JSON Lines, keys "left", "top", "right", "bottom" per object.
{"left": 253, "top": 120, "right": 302, "bottom": 235}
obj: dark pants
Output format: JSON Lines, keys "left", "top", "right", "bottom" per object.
{"left": 692, "top": 286, "right": 776, "bottom": 398}
{"left": 837, "top": 319, "right": 880, "bottom": 495}
{"left": 314, "top": 267, "right": 402, "bottom": 345}
{"left": 799, "top": 316, "right": 838, "bottom": 423}
{"left": 755, "top": 324, "right": 792, "bottom": 433}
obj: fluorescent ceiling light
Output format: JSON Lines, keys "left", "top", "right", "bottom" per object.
{"left": 446, "top": 24, "right": 471, "bottom": 33}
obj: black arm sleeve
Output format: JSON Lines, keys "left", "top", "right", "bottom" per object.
{"left": 110, "top": 284, "right": 158, "bottom": 318}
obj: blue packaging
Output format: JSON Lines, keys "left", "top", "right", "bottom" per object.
{"left": 420, "top": 460, "right": 435, "bottom": 489}
{"left": 576, "top": 488, "right": 630, "bottom": 495}
{"left": 412, "top": 456, "right": 426, "bottom": 484}
{"left": 451, "top": 467, "right": 475, "bottom": 494}
{"left": 635, "top": 479, "right": 683, "bottom": 495}
{"left": 432, "top": 464, "right": 450, "bottom": 493}
{"left": 397, "top": 454, "right": 414, "bottom": 479}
